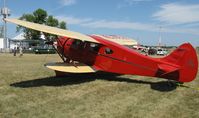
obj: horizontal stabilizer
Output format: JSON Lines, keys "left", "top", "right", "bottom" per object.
{"left": 45, "top": 62, "right": 96, "bottom": 73}
{"left": 158, "top": 64, "right": 179, "bottom": 73}
{"left": 156, "top": 64, "right": 180, "bottom": 81}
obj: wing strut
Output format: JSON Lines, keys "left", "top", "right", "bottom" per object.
{"left": 52, "top": 38, "right": 70, "bottom": 62}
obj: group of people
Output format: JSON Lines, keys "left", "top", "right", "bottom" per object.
{"left": 13, "top": 47, "right": 23, "bottom": 57}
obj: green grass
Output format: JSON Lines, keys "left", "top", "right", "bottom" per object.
{"left": 0, "top": 53, "right": 199, "bottom": 118}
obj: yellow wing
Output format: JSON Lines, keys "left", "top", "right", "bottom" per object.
{"left": 93, "top": 34, "right": 138, "bottom": 45}
{"left": 45, "top": 62, "right": 96, "bottom": 73}
{"left": 5, "top": 18, "right": 99, "bottom": 43}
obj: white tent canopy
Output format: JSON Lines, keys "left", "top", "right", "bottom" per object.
{"left": 12, "top": 32, "right": 45, "bottom": 40}
{"left": 12, "top": 32, "right": 26, "bottom": 40}
{"left": 10, "top": 33, "right": 26, "bottom": 49}
{"left": 0, "top": 38, "right": 3, "bottom": 49}
{"left": 10, "top": 32, "right": 46, "bottom": 49}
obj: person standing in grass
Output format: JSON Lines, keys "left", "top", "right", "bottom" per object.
{"left": 19, "top": 46, "right": 23, "bottom": 57}
{"left": 13, "top": 47, "right": 17, "bottom": 56}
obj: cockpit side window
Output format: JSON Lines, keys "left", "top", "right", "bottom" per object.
{"left": 71, "top": 40, "right": 82, "bottom": 49}
{"left": 105, "top": 48, "right": 113, "bottom": 54}
{"left": 89, "top": 43, "right": 100, "bottom": 53}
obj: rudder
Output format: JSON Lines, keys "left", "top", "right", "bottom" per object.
{"left": 162, "top": 43, "right": 198, "bottom": 82}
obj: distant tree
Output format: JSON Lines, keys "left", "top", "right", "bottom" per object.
{"left": 46, "top": 15, "right": 59, "bottom": 27}
{"left": 17, "top": 8, "right": 67, "bottom": 40}
{"left": 45, "top": 15, "right": 59, "bottom": 39}
{"left": 17, "top": 14, "right": 39, "bottom": 39}
{"left": 59, "top": 21, "right": 67, "bottom": 29}
{"left": 33, "top": 8, "right": 47, "bottom": 24}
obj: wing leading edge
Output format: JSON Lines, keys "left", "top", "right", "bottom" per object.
{"left": 5, "top": 18, "right": 99, "bottom": 43}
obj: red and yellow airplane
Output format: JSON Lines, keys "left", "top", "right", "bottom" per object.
{"left": 5, "top": 18, "right": 198, "bottom": 83}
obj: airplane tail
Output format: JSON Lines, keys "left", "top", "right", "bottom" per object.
{"left": 157, "top": 43, "right": 198, "bottom": 82}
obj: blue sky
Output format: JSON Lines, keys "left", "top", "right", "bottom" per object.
{"left": 1, "top": 0, "right": 199, "bottom": 46}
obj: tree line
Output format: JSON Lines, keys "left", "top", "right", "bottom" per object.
{"left": 17, "top": 8, "right": 67, "bottom": 40}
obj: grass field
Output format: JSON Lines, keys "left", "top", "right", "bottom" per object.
{"left": 0, "top": 53, "right": 199, "bottom": 118}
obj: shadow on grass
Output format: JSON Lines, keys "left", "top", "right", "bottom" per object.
{"left": 10, "top": 72, "right": 177, "bottom": 92}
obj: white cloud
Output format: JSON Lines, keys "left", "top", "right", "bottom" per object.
{"left": 82, "top": 20, "right": 156, "bottom": 31}
{"left": 56, "top": 15, "right": 199, "bottom": 35}
{"left": 126, "top": 0, "right": 153, "bottom": 4}
{"left": 56, "top": 16, "right": 92, "bottom": 25}
{"left": 49, "top": 0, "right": 76, "bottom": 12}
{"left": 153, "top": 3, "right": 199, "bottom": 24}
{"left": 117, "top": 0, "right": 154, "bottom": 9}
{"left": 60, "top": 0, "right": 76, "bottom": 6}
{"left": 83, "top": 20, "right": 199, "bottom": 35}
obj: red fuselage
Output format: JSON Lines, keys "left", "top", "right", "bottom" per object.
{"left": 56, "top": 35, "right": 198, "bottom": 83}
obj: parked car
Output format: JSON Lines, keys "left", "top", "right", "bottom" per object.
{"left": 148, "top": 48, "right": 157, "bottom": 55}
{"left": 157, "top": 48, "right": 168, "bottom": 55}
{"left": 34, "top": 48, "right": 56, "bottom": 54}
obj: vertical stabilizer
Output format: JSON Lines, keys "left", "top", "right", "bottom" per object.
{"left": 162, "top": 43, "right": 198, "bottom": 82}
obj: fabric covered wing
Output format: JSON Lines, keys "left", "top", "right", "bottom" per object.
{"left": 5, "top": 18, "right": 99, "bottom": 43}
{"left": 45, "top": 62, "right": 96, "bottom": 73}
{"left": 92, "top": 34, "right": 137, "bottom": 45}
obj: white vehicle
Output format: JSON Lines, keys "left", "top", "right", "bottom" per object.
{"left": 157, "top": 48, "right": 167, "bottom": 55}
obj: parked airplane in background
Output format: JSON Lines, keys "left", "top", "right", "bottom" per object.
{"left": 5, "top": 18, "right": 198, "bottom": 83}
